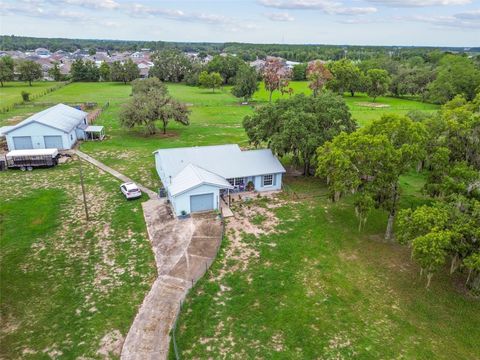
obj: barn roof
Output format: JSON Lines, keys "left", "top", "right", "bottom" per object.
{"left": 3, "top": 104, "right": 87, "bottom": 134}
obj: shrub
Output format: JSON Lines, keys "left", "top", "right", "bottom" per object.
{"left": 21, "top": 91, "right": 30, "bottom": 102}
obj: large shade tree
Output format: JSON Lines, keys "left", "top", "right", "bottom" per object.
{"left": 198, "top": 71, "right": 223, "bottom": 93}
{"left": 397, "top": 167, "right": 480, "bottom": 289}
{"left": 16, "top": 60, "right": 42, "bottom": 86}
{"left": 396, "top": 94, "right": 480, "bottom": 291}
{"left": 307, "top": 60, "right": 333, "bottom": 97}
{"left": 0, "top": 56, "right": 15, "bottom": 86}
{"left": 120, "top": 79, "right": 190, "bottom": 135}
{"left": 326, "top": 58, "right": 364, "bottom": 97}
{"left": 243, "top": 92, "right": 355, "bottom": 175}
{"left": 231, "top": 65, "right": 258, "bottom": 103}
{"left": 207, "top": 54, "right": 245, "bottom": 84}
{"left": 365, "top": 68, "right": 391, "bottom": 102}
{"left": 110, "top": 59, "right": 140, "bottom": 84}
{"left": 428, "top": 55, "right": 480, "bottom": 104}
{"left": 70, "top": 59, "right": 99, "bottom": 82}
{"left": 317, "top": 115, "right": 428, "bottom": 240}
{"left": 150, "top": 49, "right": 192, "bottom": 82}
{"left": 262, "top": 57, "right": 291, "bottom": 102}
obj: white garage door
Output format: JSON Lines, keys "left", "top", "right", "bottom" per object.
{"left": 13, "top": 136, "right": 33, "bottom": 150}
{"left": 190, "top": 193, "right": 214, "bottom": 212}
{"left": 44, "top": 135, "right": 63, "bottom": 149}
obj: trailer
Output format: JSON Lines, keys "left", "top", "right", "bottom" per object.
{"left": 4, "top": 148, "right": 59, "bottom": 171}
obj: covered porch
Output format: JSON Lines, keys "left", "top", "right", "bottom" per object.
{"left": 84, "top": 125, "right": 105, "bottom": 141}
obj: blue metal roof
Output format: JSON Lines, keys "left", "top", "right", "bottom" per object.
{"left": 3, "top": 104, "right": 87, "bottom": 134}
{"left": 154, "top": 144, "right": 286, "bottom": 192}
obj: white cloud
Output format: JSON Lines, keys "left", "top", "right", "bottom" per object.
{"left": 126, "top": 3, "right": 258, "bottom": 31}
{"left": 455, "top": 9, "right": 480, "bottom": 19}
{"left": 264, "top": 12, "right": 295, "bottom": 21}
{"left": 366, "top": 0, "right": 472, "bottom": 7}
{"left": 0, "top": 1, "right": 87, "bottom": 22}
{"left": 332, "top": 6, "right": 377, "bottom": 15}
{"left": 400, "top": 11, "right": 480, "bottom": 28}
{"left": 258, "top": 0, "right": 339, "bottom": 9}
{"left": 60, "top": 0, "right": 120, "bottom": 10}
{"left": 0, "top": 0, "right": 258, "bottom": 33}
{"left": 257, "top": 0, "right": 377, "bottom": 15}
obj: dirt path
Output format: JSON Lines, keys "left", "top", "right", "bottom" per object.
{"left": 73, "top": 150, "right": 158, "bottom": 199}
{"left": 121, "top": 200, "right": 223, "bottom": 360}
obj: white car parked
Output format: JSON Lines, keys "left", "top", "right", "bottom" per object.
{"left": 120, "top": 182, "right": 142, "bottom": 199}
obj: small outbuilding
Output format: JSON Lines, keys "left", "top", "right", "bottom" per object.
{"left": 154, "top": 144, "right": 286, "bottom": 217}
{"left": 3, "top": 104, "right": 104, "bottom": 151}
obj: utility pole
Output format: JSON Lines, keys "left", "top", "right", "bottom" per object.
{"left": 78, "top": 156, "right": 90, "bottom": 221}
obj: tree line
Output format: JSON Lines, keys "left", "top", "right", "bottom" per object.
{"left": 2, "top": 35, "right": 479, "bottom": 62}
{"left": 244, "top": 87, "right": 480, "bottom": 293}
{"left": 3, "top": 44, "right": 479, "bottom": 106}
{"left": 146, "top": 49, "right": 480, "bottom": 105}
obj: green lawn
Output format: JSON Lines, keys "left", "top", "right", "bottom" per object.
{"left": 0, "top": 162, "right": 156, "bottom": 359}
{"left": 0, "top": 81, "right": 436, "bottom": 189}
{"left": 1, "top": 81, "right": 462, "bottom": 359}
{"left": 253, "top": 81, "right": 439, "bottom": 126}
{"left": 0, "top": 81, "right": 63, "bottom": 109}
{"left": 171, "top": 176, "right": 480, "bottom": 359}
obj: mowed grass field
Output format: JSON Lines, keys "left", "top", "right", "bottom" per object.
{"left": 2, "top": 81, "right": 472, "bottom": 359}
{"left": 0, "top": 81, "right": 439, "bottom": 188}
{"left": 171, "top": 176, "right": 480, "bottom": 359}
{"left": 0, "top": 81, "right": 63, "bottom": 108}
{"left": 0, "top": 162, "right": 156, "bottom": 359}
{"left": 252, "top": 81, "right": 439, "bottom": 126}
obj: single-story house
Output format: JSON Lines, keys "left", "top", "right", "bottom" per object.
{"left": 154, "top": 144, "right": 286, "bottom": 216}
{"left": 3, "top": 104, "right": 104, "bottom": 151}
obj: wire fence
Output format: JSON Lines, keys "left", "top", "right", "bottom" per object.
{"left": 170, "top": 214, "right": 226, "bottom": 360}
{"left": 0, "top": 81, "right": 71, "bottom": 113}
{"left": 87, "top": 102, "right": 109, "bottom": 123}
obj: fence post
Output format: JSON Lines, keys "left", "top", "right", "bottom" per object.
{"left": 172, "top": 301, "right": 181, "bottom": 360}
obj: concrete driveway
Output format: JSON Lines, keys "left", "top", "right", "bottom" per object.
{"left": 121, "top": 200, "right": 223, "bottom": 360}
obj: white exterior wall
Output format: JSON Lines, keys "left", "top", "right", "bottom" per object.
{"left": 64, "top": 129, "right": 78, "bottom": 149}
{"left": 171, "top": 184, "right": 221, "bottom": 216}
{"left": 253, "top": 173, "right": 283, "bottom": 192}
{"left": 6, "top": 123, "right": 67, "bottom": 150}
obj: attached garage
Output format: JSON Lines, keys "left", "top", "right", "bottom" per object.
{"left": 44, "top": 135, "right": 64, "bottom": 149}
{"left": 12, "top": 136, "right": 33, "bottom": 150}
{"left": 190, "top": 193, "right": 214, "bottom": 212}
{"left": 166, "top": 164, "right": 233, "bottom": 217}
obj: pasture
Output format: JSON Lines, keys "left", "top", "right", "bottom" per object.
{"left": 0, "top": 162, "right": 156, "bottom": 359}
{"left": 170, "top": 175, "right": 480, "bottom": 359}
{"left": 0, "top": 81, "right": 439, "bottom": 188}
{"left": 0, "top": 81, "right": 63, "bottom": 109}
{"left": 2, "top": 80, "right": 470, "bottom": 360}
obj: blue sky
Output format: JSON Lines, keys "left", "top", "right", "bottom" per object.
{"left": 0, "top": 0, "right": 479, "bottom": 46}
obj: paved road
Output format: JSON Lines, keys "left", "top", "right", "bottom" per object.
{"left": 121, "top": 200, "right": 223, "bottom": 360}
{"left": 73, "top": 150, "right": 158, "bottom": 199}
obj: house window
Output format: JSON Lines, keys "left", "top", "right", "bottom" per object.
{"left": 234, "top": 177, "right": 244, "bottom": 185}
{"left": 227, "top": 178, "right": 245, "bottom": 186}
{"left": 263, "top": 174, "right": 273, "bottom": 186}
{"left": 70, "top": 134, "right": 73, "bottom": 140}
